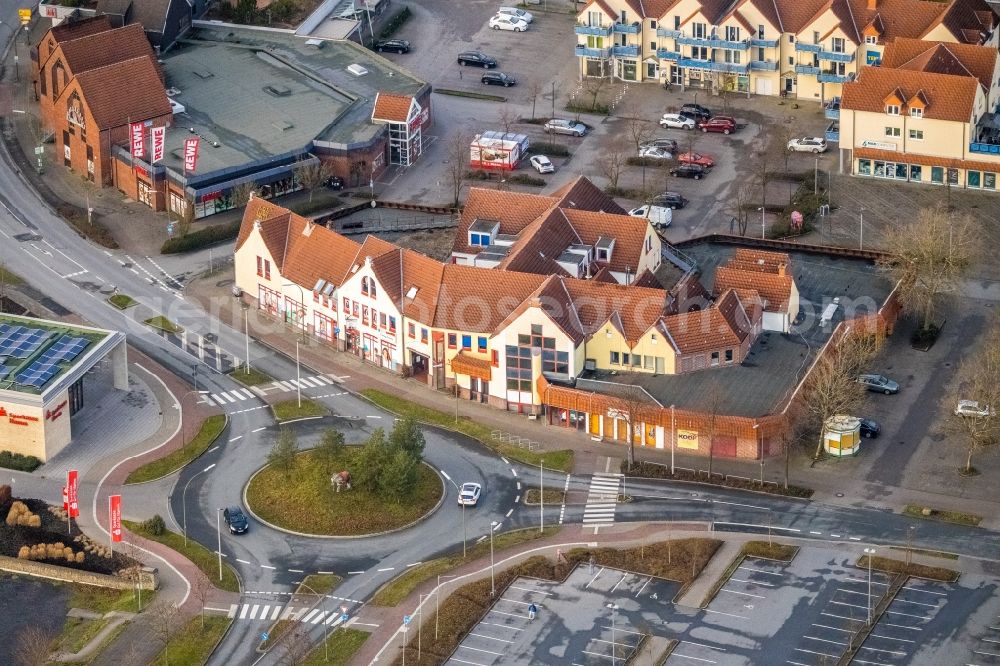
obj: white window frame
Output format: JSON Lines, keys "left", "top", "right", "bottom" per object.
{"left": 885, "top": 104, "right": 900, "bottom": 115}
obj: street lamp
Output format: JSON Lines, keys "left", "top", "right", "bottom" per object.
{"left": 606, "top": 602, "right": 620, "bottom": 666}
{"left": 181, "top": 462, "right": 215, "bottom": 547}
{"left": 216, "top": 508, "right": 224, "bottom": 581}
{"left": 758, "top": 206, "right": 766, "bottom": 239}
{"left": 539, "top": 458, "right": 544, "bottom": 532}
{"left": 283, "top": 281, "right": 306, "bottom": 407}
{"left": 859, "top": 206, "right": 865, "bottom": 250}
{"left": 670, "top": 404, "right": 675, "bottom": 475}
{"left": 752, "top": 422, "right": 763, "bottom": 486}
{"left": 435, "top": 574, "right": 457, "bottom": 640}
{"left": 296, "top": 580, "right": 331, "bottom": 662}
{"left": 417, "top": 593, "right": 428, "bottom": 659}
{"left": 489, "top": 521, "right": 499, "bottom": 596}
{"left": 864, "top": 546, "right": 877, "bottom": 625}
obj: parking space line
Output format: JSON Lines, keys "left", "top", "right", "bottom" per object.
{"left": 901, "top": 585, "right": 947, "bottom": 595}
{"left": 885, "top": 609, "right": 930, "bottom": 619}
{"left": 719, "top": 588, "right": 765, "bottom": 599}
{"left": 894, "top": 598, "right": 938, "bottom": 607}
{"left": 585, "top": 568, "right": 605, "bottom": 588}
{"left": 498, "top": 598, "right": 533, "bottom": 606}
{"left": 636, "top": 577, "right": 651, "bottom": 597}
{"left": 860, "top": 646, "right": 906, "bottom": 656}
{"left": 871, "top": 633, "right": 915, "bottom": 643}
{"left": 738, "top": 566, "right": 784, "bottom": 576}
{"left": 836, "top": 588, "right": 870, "bottom": 596}
{"left": 481, "top": 622, "right": 522, "bottom": 632}
{"left": 679, "top": 640, "right": 727, "bottom": 652}
{"left": 883, "top": 622, "right": 921, "bottom": 631}
{"left": 458, "top": 645, "right": 504, "bottom": 656}
{"left": 795, "top": 648, "right": 838, "bottom": 658}
{"left": 449, "top": 657, "right": 489, "bottom": 666}
{"left": 812, "top": 623, "right": 854, "bottom": 633}
{"left": 598, "top": 625, "right": 644, "bottom": 635}
{"left": 821, "top": 612, "right": 867, "bottom": 622}
{"left": 703, "top": 609, "right": 746, "bottom": 619}
{"left": 487, "top": 609, "right": 524, "bottom": 618}
{"left": 510, "top": 586, "right": 552, "bottom": 595}
{"left": 469, "top": 633, "right": 514, "bottom": 643}
{"left": 829, "top": 600, "right": 868, "bottom": 610}
{"left": 846, "top": 577, "right": 889, "bottom": 586}
{"left": 670, "top": 654, "right": 716, "bottom": 664}
{"left": 610, "top": 573, "right": 629, "bottom": 593}
{"left": 730, "top": 577, "right": 775, "bottom": 587}
{"left": 803, "top": 635, "right": 847, "bottom": 646}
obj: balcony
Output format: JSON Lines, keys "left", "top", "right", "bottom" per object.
{"left": 794, "top": 42, "right": 854, "bottom": 62}
{"left": 613, "top": 21, "right": 640, "bottom": 34}
{"left": 656, "top": 27, "right": 681, "bottom": 38}
{"left": 656, "top": 48, "right": 681, "bottom": 60}
{"left": 677, "top": 58, "right": 748, "bottom": 73}
{"left": 575, "top": 44, "right": 610, "bottom": 58}
{"left": 825, "top": 121, "right": 839, "bottom": 143}
{"left": 575, "top": 23, "right": 612, "bottom": 37}
{"left": 825, "top": 97, "right": 840, "bottom": 119}
{"left": 750, "top": 60, "right": 777, "bottom": 71}
{"left": 970, "top": 142, "right": 1000, "bottom": 155}
{"left": 750, "top": 37, "right": 778, "bottom": 47}
{"left": 795, "top": 64, "right": 820, "bottom": 75}
{"left": 818, "top": 71, "right": 850, "bottom": 83}
{"left": 611, "top": 44, "right": 639, "bottom": 57}
{"left": 675, "top": 35, "right": 749, "bottom": 49}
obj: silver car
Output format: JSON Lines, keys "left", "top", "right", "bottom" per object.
{"left": 544, "top": 119, "right": 587, "bottom": 137}
{"left": 787, "top": 137, "right": 828, "bottom": 153}
{"left": 857, "top": 374, "right": 899, "bottom": 394}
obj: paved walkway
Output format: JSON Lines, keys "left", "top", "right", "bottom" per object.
{"left": 51, "top": 610, "right": 137, "bottom": 663}
{"left": 673, "top": 539, "right": 742, "bottom": 609}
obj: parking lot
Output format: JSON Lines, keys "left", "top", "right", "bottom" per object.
{"left": 446, "top": 565, "right": 680, "bottom": 665}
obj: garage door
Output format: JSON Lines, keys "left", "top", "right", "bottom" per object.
{"left": 755, "top": 78, "right": 773, "bottom": 96}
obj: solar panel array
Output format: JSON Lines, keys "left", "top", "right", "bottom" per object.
{"left": 0, "top": 324, "right": 51, "bottom": 359}
{"left": 15, "top": 361, "right": 60, "bottom": 389}
{"left": 46, "top": 336, "right": 89, "bottom": 363}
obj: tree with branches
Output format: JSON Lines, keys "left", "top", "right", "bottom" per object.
{"left": 293, "top": 160, "right": 334, "bottom": 203}
{"left": 879, "top": 205, "right": 977, "bottom": 333}
{"left": 148, "top": 601, "right": 181, "bottom": 666}
{"left": 802, "top": 332, "right": 879, "bottom": 460}
{"left": 944, "top": 320, "right": 1000, "bottom": 475}
{"left": 444, "top": 130, "right": 470, "bottom": 207}
{"left": 725, "top": 180, "right": 755, "bottom": 236}
{"left": 14, "top": 626, "right": 54, "bottom": 666}
{"left": 497, "top": 106, "right": 518, "bottom": 137}
{"left": 230, "top": 182, "right": 261, "bottom": 209}
{"left": 599, "top": 139, "right": 629, "bottom": 193}
{"left": 609, "top": 372, "right": 655, "bottom": 470}
{"left": 267, "top": 428, "right": 298, "bottom": 477}
{"left": 527, "top": 80, "right": 544, "bottom": 120}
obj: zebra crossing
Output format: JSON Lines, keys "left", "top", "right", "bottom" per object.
{"left": 227, "top": 602, "right": 346, "bottom": 626}
{"left": 201, "top": 374, "right": 344, "bottom": 406}
{"left": 582, "top": 472, "right": 623, "bottom": 525}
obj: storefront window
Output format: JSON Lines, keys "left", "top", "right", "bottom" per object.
{"left": 969, "top": 170, "right": 982, "bottom": 188}
{"left": 948, "top": 168, "right": 959, "bottom": 185}
{"left": 909, "top": 164, "right": 922, "bottom": 181}
{"left": 873, "top": 161, "right": 886, "bottom": 178}
{"left": 858, "top": 159, "right": 871, "bottom": 176}
{"left": 930, "top": 166, "right": 944, "bottom": 184}
{"left": 986, "top": 173, "right": 997, "bottom": 190}
{"left": 895, "top": 163, "right": 906, "bottom": 179}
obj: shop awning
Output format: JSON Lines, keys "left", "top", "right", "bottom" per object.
{"left": 450, "top": 352, "right": 492, "bottom": 381}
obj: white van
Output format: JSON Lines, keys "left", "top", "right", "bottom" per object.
{"left": 497, "top": 6, "right": 533, "bottom": 22}
{"left": 628, "top": 204, "right": 672, "bottom": 229}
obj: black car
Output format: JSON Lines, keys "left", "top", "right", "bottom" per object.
{"left": 457, "top": 51, "right": 497, "bottom": 68}
{"left": 481, "top": 72, "right": 516, "bottom": 87}
{"left": 859, "top": 418, "right": 880, "bottom": 439}
{"left": 651, "top": 191, "right": 687, "bottom": 209}
{"left": 324, "top": 175, "right": 344, "bottom": 190}
{"left": 641, "top": 138, "right": 679, "bottom": 153}
{"left": 374, "top": 39, "right": 410, "bottom": 54}
{"left": 669, "top": 164, "right": 708, "bottom": 180}
{"left": 680, "top": 103, "right": 711, "bottom": 120}
{"left": 223, "top": 506, "right": 249, "bottom": 534}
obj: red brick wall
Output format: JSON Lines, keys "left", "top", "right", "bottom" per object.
{"left": 316, "top": 136, "right": 390, "bottom": 186}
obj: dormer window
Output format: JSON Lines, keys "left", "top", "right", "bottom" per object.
{"left": 885, "top": 104, "right": 900, "bottom": 115}
{"left": 910, "top": 107, "right": 923, "bottom": 118}
{"left": 865, "top": 35, "right": 877, "bottom": 44}
{"left": 468, "top": 218, "right": 499, "bottom": 248}
{"left": 470, "top": 232, "right": 490, "bottom": 246}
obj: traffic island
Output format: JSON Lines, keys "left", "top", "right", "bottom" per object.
{"left": 270, "top": 398, "right": 327, "bottom": 422}
{"left": 244, "top": 449, "right": 443, "bottom": 537}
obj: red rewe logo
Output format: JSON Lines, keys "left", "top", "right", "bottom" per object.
{"left": 0, "top": 406, "right": 6, "bottom": 417}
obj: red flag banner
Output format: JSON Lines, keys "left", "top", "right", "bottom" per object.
{"left": 183, "top": 137, "right": 200, "bottom": 173}
{"left": 67, "top": 470, "right": 79, "bottom": 518}
{"left": 151, "top": 126, "right": 165, "bottom": 163}
{"left": 62, "top": 486, "right": 68, "bottom": 512}
{"left": 130, "top": 123, "right": 145, "bottom": 159}
{"left": 109, "top": 495, "right": 122, "bottom": 543}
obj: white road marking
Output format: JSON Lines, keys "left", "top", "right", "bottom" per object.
{"left": 252, "top": 427, "right": 265, "bottom": 433}
{"left": 505, "top": 509, "right": 513, "bottom": 517}
{"left": 377, "top": 567, "right": 394, "bottom": 572}
{"left": 261, "top": 565, "right": 276, "bottom": 570}
{"left": 236, "top": 558, "right": 251, "bottom": 564}
{"left": 239, "top": 604, "right": 249, "bottom": 619}
{"left": 229, "top": 435, "right": 243, "bottom": 443}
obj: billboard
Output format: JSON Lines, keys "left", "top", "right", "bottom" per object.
{"left": 130, "top": 123, "right": 144, "bottom": 159}
{"left": 677, "top": 429, "right": 699, "bottom": 450}
{"left": 183, "top": 138, "right": 200, "bottom": 173}
{"left": 151, "top": 127, "right": 165, "bottom": 163}
{"left": 109, "top": 495, "right": 122, "bottom": 543}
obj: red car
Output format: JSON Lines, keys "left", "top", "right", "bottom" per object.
{"left": 677, "top": 151, "right": 715, "bottom": 168}
{"left": 698, "top": 116, "right": 737, "bottom": 134}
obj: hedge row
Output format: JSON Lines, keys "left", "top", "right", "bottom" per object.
{"left": 622, "top": 460, "right": 813, "bottom": 498}
{"left": 379, "top": 5, "right": 411, "bottom": 38}
{"left": 160, "top": 220, "right": 242, "bottom": 254}
{"left": 0, "top": 451, "right": 42, "bottom": 472}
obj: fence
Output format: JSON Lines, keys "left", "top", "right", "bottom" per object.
{"left": 491, "top": 429, "right": 543, "bottom": 452}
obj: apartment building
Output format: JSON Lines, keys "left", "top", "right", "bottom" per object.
{"left": 574, "top": 0, "right": 996, "bottom": 102}
{"left": 840, "top": 38, "right": 1000, "bottom": 189}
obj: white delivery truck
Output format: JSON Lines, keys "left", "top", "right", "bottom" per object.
{"left": 628, "top": 204, "right": 673, "bottom": 229}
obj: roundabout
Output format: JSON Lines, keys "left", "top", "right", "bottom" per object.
{"left": 244, "top": 448, "right": 445, "bottom": 537}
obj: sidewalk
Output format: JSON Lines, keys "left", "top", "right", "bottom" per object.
{"left": 673, "top": 540, "right": 742, "bottom": 608}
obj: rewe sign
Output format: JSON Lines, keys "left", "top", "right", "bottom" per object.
{"left": 130, "top": 123, "right": 144, "bottom": 159}
{"left": 183, "top": 138, "right": 200, "bottom": 173}
{"left": 151, "top": 127, "right": 165, "bottom": 163}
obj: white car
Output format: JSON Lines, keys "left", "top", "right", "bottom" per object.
{"left": 638, "top": 146, "right": 673, "bottom": 160}
{"left": 955, "top": 400, "right": 995, "bottom": 418}
{"left": 529, "top": 155, "right": 555, "bottom": 173}
{"left": 544, "top": 119, "right": 587, "bottom": 136}
{"left": 489, "top": 14, "right": 528, "bottom": 31}
{"left": 787, "top": 137, "right": 828, "bottom": 153}
{"left": 497, "top": 6, "right": 533, "bottom": 22}
{"left": 458, "top": 482, "right": 482, "bottom": 506}
{"left": 659, "top": 113, "right": 696, "bottom": 130}
{"left": 628, "top": 204, "right": 672, "bottom": 229}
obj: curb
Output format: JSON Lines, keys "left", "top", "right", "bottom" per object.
{"left": 623, "top": 472, "right": 813, "bottom": 502}
{"left": 241, "top": 452, "right": 446, "bottom": 540}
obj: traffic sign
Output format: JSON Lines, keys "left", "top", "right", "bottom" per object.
{"left": 261, "top": 631, "right": 269, "bottom": 642}
{"left": 18, "top": 8, "right": 31, "bottom": 25}
{"left": 340, "top": 613, "right": 349, "bottom": 622}
{"left": 403, "top": 615, "right": 411, "bottom": 625}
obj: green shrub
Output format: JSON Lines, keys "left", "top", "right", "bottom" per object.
{"left": 379, "top": 5, "right": 410, "bottom": 38}
{"left": 526, "top": 142, "right": 570, "bottom": 157}
{"left": 141, "top": 515, "right": 166, "bottom": 536}
{"left": 507, "top": 174, "right": 545, "bottom": 187}
{"left": 0, "top": 451, "right": 42, "bottom": 472}
{"left": 268, "top": 0, "right": 299, "bottom": 22}
{"left": 160, "top": 220, "right": 241, "bottom": 254}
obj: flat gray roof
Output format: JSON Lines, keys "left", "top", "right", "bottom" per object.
{"left": 158, "top": 26, "right": 426, "bottom": 176}
{"left": 578, "top": 241, "right": 895, "bottom": 417}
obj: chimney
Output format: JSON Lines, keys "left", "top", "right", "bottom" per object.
{"left": 867, "top": 0, "right": 877, "bottom": 10}
{"left": 777, "top": 262, "right": 787, "bottom": 277}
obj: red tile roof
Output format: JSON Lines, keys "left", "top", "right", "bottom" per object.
{"left": 714, "top": 266, "right": 793, "bottom": 313}
{"left": 434, "top": 264, "right": 547, "bottom": 332}
{"left": 372, "top": 93, "right": 414, "bottom": 123}
{"left": 73, "top": 56, "right": 172, "bottom": 130}
{"left": 49, "top": 16, "right": 113, "bottom": 43}
{"left": 842, "top": 65, "right": 979, "bottom": 123}
{"left": 880, "top": 38, "right": 997, "bottom": 92}
{"left": 453, "top": 188, "right": 559, "bottom": 255}
{"left": 661, "top": 290, "right": 748, "bottom": 355}
{"left": 57, "top": 23, "right": 156, "bottom": 78}
{"left": 550, "top": 175, "right": 627, "bottom": 215}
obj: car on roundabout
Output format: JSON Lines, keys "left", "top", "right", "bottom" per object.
{"left": 224, "top": 506, "right": 249, "bottom": 534}
{"left": 458, "top": 482, "right": 482, "bottom": 506}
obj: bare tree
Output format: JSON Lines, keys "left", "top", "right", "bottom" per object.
{"left": 527, "top": 80, "right": 544, "bottom": 120}
{"left": 444, "top": 130, "right": 470, "bottom": 207}
{"left": 749, "top": 136, "right": 777, "bottom": 214}
{"left": 725, "top": 180, "right": 755, "bottom": 236}
{"left": 497, "top": 106, "right": 518, "bottom": 137}
{"left": 293, "top": 160, "right": 334, "bottom": 203}
{"left": 599, "top": 139, "right": 629, "bottom": 194}
{"left": 231, "top": 182, "right": 261, "bottom": 209}
{"left": 944, "top": 321, "right": 1000, "bottom": 475}
{"left": 580, "top": 76, "right": 608, "bottom": 115}
{"left": 621, "top": 100, "right": 653, "bottom": 155}
{"left": 608, "top": 372, "right": 656, "bottom": 470}
{"left": 879, "top": 205, "right": 977, "bottom": 332}
{"left": 14, "top": 626, "right": 54, "bottom": 666}
{"left": 802, "top": 333, "right": 879, "bottom": 460}
{"left": 704, "top": 386, "right": 723, "bottom": 478}
{"left": 148, "top": 601, "right": 181, "bottom": 666}
{"left": 192, "top": 575, "right": 214, "bottom": 629}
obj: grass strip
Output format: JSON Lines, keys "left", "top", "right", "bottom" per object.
{"left": 887, "top": 546, "right": 958, "bottom": 561}
{"left": 160, "top": 220, "right": 241, "bottom": 254}
{"left": 0, "top": 266, "right": 23, "bottom": 285}
{"left": 903, "top": 504, "right": 982, "bottom": 527}
{"left": 433, "top": 88, "right": 507, "bottom": 102}
{"left": 858, "top": 554, "right": 959, "bottom": 582}
{"left": 57, "top": 203, "right": 119, "bottom": 249}
{"left": 125, "top": 414, "right": 226, "bottom": 484}
{"left": 372, "top": 527, "right": 560, "bottom": 607}
{"left": 228, "top": 366, "right": 274, "bottom": 387}
{"left": 123, "top": 520, "right": 241, "bottom": 593}
{"left": 742, "top": 540, "right": 798, "bottom": 562}
{"left": 70, "top": 581, "right": 151, "bottom": 614}
{"left": 271, "top": 398, "right": 327, "bottom": 421}
{"left": 523, "top": 488, "right": 566, "bottom": 505}
{"left": 299, "top": 628, "right": 370, "bottom": 666}
{"left": 108, "top": 293, "right": 137, "bottom": 310}
{"left": 153, "top": 614, "right": 231, "bottom": 666}
{"left": 361, "top": 389, "right": 574, "bottom": 473}
{"left": 143, "top": 315, "right": 183, "bottom": 334}
{"left": 59, "top": 616, "right": 111, "bottom": 655}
